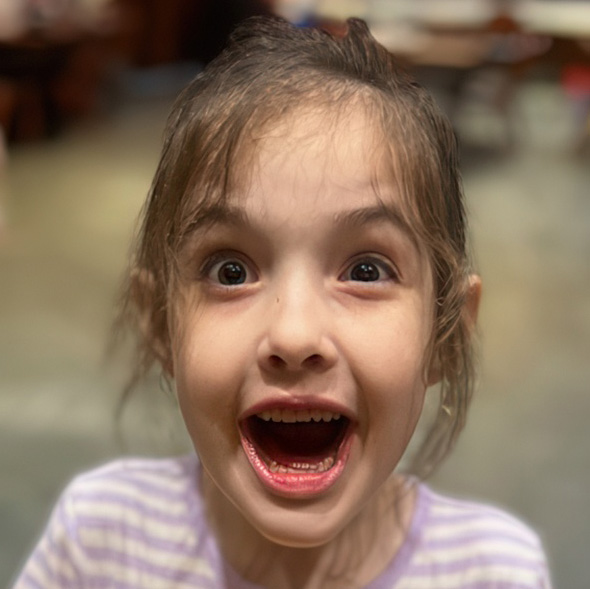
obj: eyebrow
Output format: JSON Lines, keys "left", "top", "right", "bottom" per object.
{"left": 183, "top": 204, "right": 249, "bottom": 236}
{"left": 333, "top": 202, "right": 407, "bottom": 230}
{"left": 184, "top": 201, "right": 418, "bottom": 248}
{"left": 332, "top": 202, "right": 419, "bottom": 248}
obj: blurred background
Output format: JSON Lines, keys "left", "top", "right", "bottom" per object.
{"left": 0, "top": 0, "right": 589, "bottom": 586}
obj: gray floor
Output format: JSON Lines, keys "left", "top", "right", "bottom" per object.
{"left": 1, "top": 75, "right": 588, "bottom": 587}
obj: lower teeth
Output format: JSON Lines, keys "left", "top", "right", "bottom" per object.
{"left": 269, "top": 456, "right": 334, "bottom": 474}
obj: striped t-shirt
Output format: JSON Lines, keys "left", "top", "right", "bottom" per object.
{"left": 13, "top": 455, "right": 551, "bottom": 588}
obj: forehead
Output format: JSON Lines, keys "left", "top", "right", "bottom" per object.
{"left": 235, "top": 103, "right": 394, "bottom": 214}
{"left": 257, "top": 102, "right": 380, "bottom": 168}
{"left": 178, "top": 100, "right": 426, "bottom": 254}
{"left": 192, "top": 104, "right": 424, "bottom": 257}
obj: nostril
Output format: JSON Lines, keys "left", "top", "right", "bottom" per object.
{"left": 303, "top": 354, "right": 323, "bottom": 368}
{"left": 266, "top": 353, "right": 324, "bottom": 371}
{"left": 269, "top": 355, "right": 287, "bottom": 369}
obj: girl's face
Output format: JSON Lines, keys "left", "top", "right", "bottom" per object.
{"left": 172, "top": 106, "right": 435, "bottom": 547}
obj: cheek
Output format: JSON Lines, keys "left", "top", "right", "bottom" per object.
{"left": 174, "top": 344, "right": 242, "bottom": 469}
{"left": 345, "top": 308, "right": 431, "bottom": 384}
{"left": 172, "top": 307, "right": 257, "bottom": 441}
{"left": 172, "top": 329, "right": 227, "bottom": 433}
{"left": 174, "top": 307, "right": 243, "bottom": 391}
{"left": 342, "top": 310, "right": 430, "bottom": 437}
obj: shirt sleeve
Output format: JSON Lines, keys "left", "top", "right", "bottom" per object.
{"left": 11, "top": 485, "right": 87, "bottom": 589}
{"left": 399, "top": 485, "right": 555, "bottom": 589}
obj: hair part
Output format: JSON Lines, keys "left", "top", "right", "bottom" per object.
{"left": 119, "top": 16, "right": 477, "bottom": 479}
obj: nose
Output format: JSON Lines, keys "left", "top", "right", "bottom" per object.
{"left": 257, "top": 278, "right": 338, "bottom": 374}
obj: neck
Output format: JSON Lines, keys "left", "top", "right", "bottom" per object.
{"left": 201, "top": 475, "right": 416, "bottom": 589}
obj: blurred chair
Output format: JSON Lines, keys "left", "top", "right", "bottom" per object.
{"left": 0, "top": 0, "right": 118, "bottom": 141}
{"left": 388, "top": 3, "right": 552, "bottom": 150}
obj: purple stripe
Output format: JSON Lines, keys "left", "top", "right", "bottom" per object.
{"left": 77, "top": 473, "right": 192, "bottom": 504}
{"left": 423, "top": 529, "right": 541, "bottom": 551}
{"left": 77, "top": 516, "right": 198, "bottom": 556}
{"left": 79, "top": 456, "right": 197, "bottom": 488}
{"left": 428, "top": 506, "right": 527, "bottom": 527}
{"left": 80, "top": 574, "right": 220, "bottom": 589}
{"left": 82, "top": 545, "right": 217, "bottom": 586}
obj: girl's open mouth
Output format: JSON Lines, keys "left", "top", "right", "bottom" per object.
{"left": 239, "top": 407, "right": 354, "bottom": 498}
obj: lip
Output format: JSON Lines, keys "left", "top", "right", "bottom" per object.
{"left": 241, "top": 397, "right": 355, "bottom": 422}
{"left": 239, "top": 398, "right": 356, "bottom": 499}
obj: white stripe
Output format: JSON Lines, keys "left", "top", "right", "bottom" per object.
{"left": 73, "top": 499, "right": 197, "bottom": 543}
{"left": 110, "top": 468, "right": 193, "bottom": 494}
{"left": 423, "top": 517, "right": 539, "bottom": 544}
{"left": 413, "top": 538, "right": 542, "bottom": 565}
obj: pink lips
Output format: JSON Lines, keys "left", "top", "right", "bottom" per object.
{"left": 239, "top": 399, "right": 355, "bottom": 499}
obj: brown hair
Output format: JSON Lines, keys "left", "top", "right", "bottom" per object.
{"left": 120, "top": 16, "right": 477, "bottom": 479}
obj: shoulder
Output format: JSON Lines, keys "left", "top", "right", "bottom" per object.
{"left": 60, "top": 454, "right": 206, "bottom": 548}
{"left": 401, "top": 484, "right": 552, "bottom": 588}
{"left": 60, "top": 454, "right": 201, "bottom": 526}
{"left": 13, "top": 455, "right": 220, "bottom": 588}
{"left": 418, "top": 484, "right": 544, "bottom": 548}
{"left": 66, "top": 454, "right": 200, "bottom": 500}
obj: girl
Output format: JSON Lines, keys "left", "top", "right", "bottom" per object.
{"left": 14, "top": 17, "right": 551, "bottom": 589}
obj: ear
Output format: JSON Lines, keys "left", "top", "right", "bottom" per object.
{"left": 129, "top": 267, "right": 174, "bottom": 377}
{"left": 426, "top": 273, "right": 482, "bottom": 386}
{"left": 463, "top": 273, "right": 482, "bottom": 333}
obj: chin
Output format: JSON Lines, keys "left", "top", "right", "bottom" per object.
{"left": 238, "top": 483, "right": 362, "bottom": 550}
{"left": 252, "top": 508, "right": 350, "bottom": 549}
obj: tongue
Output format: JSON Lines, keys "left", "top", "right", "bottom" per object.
{"left": 248, "top": 418, "right": 343, "bottom": 465}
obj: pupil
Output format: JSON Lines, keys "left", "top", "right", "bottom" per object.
{"left": 351, "top": 262, "right": 379, "bottom": 282}
{"left": 218, "top": 262, "right": 246, "bottom": 285}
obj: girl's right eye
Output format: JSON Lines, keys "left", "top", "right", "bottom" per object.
{"left": 203, "top": 255, "right": 255, "bottom": 286}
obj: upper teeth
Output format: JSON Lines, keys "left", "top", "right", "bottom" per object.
{"left": 257, "top": 409, "right": 341, "bottom": 423}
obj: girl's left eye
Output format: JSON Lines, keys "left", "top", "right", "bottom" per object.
{"left": 341, "top": 258, "right": 398, "bottom": 283}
